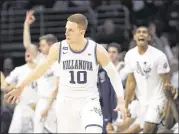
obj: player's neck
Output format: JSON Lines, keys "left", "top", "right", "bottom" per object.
{"left": 137, "top": 45, "right": 148, "bottom": 55}
{"left": 27, "top": 62, "right": 36, "bottom": 69}
{"left": 69, "top": 38, "right": 86, "bottom": 52}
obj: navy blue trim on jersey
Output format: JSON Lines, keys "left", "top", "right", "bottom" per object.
{"left": 85, "top": 124, "right": 103, "bottom": 130}
{"left": 94, "top": 43, "right": 98, "bottom": 65}
{"left": 69, "top": 39, "right": 89, "bottom": 53}
{"left": 58, "top": 41, "right": 62, "bottom": 63}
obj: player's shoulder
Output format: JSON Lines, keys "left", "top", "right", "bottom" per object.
{"left": 125, "top": 46, "right": 138, "bottom": 57}
{"left": 53, "top": 41, "right": 61, "bottom": 47}
{"left": 49, "top": 41, "right": 61, "bottom": 52}
{"left": 149, "top": 45, "right": 166, "bottom": 57}
{"left": 13, "top": 64, "right": 27, "bottom": 72}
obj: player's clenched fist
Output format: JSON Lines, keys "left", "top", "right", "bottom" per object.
{"left": 24, "top": 10, "right": 35, "bottom": 25}
{"left": 164, "top": 83, "right": 178, "bottom": 100}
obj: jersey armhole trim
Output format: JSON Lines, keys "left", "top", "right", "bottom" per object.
{"left": 94, "top": 43, "right": 98, "bottom": 65}
{"left": 58, "top": 41, "right": 62, "bottom": 63}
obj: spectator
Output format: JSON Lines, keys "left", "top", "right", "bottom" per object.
{"left": 94, "top": 19, "right": 126, "bottom": 47}
{"left": 3, "top": 58, "right": 14, "bottom": 77}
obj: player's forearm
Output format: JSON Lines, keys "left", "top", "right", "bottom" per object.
{"left": 103, "top": 62, "right": 124, "bottom": 100}
{"left": 125, "top": 78, "right": 136, "bottom": 109}
{"left": 1, "top": 82, "right": 14, "bottom": 91}
{"left": 19, "top": 60, "right": 53, "bottom": 89}
{"left": 23, "top": 23, "right": 32, "bottom": 49}
{"left": 46, "top": 89, "right": 58, "bottom": 109}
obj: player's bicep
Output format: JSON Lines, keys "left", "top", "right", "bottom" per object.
{"left": 96, "top": 44, "right": 110, "bottom": 67}
{"left": 45, "top": 43, "right": 59, "bottom": 66}
{"left": 124, "top": 53, "right": 133, "bottom": 73}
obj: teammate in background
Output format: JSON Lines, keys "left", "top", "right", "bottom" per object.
{"left": 107, "top": 42, "right": 128, "bottom": 83}
{"left": 107, "top": 43, "right": 124, "bottom": 72}
{"left": 5, "top": 13, "right": 125, "bottom": 133}
{"left": 23, "top": 10, "right": 58, "bottom": 133}
{"left": 3, "top": 45, "right": 39, "bottom": 133}
{"left": 124, "top": 26, "right": 177, "bottom": 133}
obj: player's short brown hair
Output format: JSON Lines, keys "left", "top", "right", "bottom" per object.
{"left": 39, "top": 34, "right": 58, "bottom": 45}
{"left": 107, "top": 42, "right": 121, "bottom": 53}
{"left": 67, "top": 13, "right": 88, "bottom": 30}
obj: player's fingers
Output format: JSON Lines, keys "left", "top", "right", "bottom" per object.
{"left": 31, "top": 16, "right": 35, "bottom": 21}
{"left": 11, "top": 96, "right": 17, "bottom": 104}
{"left": 4, "top": 91, "right": 12, "bottom": 100}
{"left": 113, "top": 107, "right": 120, "bottom": 112}
{"left": 6, "top": 95, "right": 14, "bottom": 104}
{"left": 29, "top": 9, "right": 34, "bottom": 16}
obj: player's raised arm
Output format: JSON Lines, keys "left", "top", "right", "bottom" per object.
{"left": 4, "top": 43, "right": 59, "bottom": 103}
{"left": 96, "top": 44, "right": 124, "bottom": 101}
{"left": 23, "top": 10, "right": 35, "bottom": 49}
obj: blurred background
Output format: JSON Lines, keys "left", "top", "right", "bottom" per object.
{"left": 0, "top": 0, "right": 178, "bottom": 133}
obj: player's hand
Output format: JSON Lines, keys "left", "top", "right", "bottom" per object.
{"left": 160, "top": 108, "right": 166, "bottom": 120}
{"left": 106, "top": 123, "right": 115, "bottom": 133}
{"left": 24, "top": 10, "right": 35, "bottom": 25}
{"left": 113, "top": 97, "right": 127, "bottom": 120}
{"left": 164, "top": 83, "right": 178, "bottom": 100}
{"left": 4, "top": 86, "right": 23, "bottom": 104}
{"left": 41, "top": 107, "right": 50, "bottom": 119}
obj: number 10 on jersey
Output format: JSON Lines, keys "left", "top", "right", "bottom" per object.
{"left": 69, "top": 71, "right": 87, "bottom": 84}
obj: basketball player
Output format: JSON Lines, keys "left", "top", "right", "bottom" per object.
{"left": 107, "top": 43, "right": 124, "bottom": 72}
{"left": 124, "top": 26, "right": 177, "bottom": 133}
{"left": 98, "top": 43, "right": 126, "bottom": 133}
{"left": 3, "top": 45, "right": 39, "bottom": 133}
{"left": 5, "top": 13, "right": 125, "bottom": 133}
{"left": 23, "top": 10, "right": 58, "bottom": 133}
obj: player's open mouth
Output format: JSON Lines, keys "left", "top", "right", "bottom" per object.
{"left": 138, "top": 39, "right": 145, "bottom": 42}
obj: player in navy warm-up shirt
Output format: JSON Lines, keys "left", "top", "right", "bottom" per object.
{"left": 98, "top": 65, "right": 118, "bottom": 133}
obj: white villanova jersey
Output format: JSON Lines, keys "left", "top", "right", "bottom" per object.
{"left": 37, "top": 61, "right": 59, "bottom": 98}
{"left": 58, "top": 39, "right": 99, "bottom": 97}
{"left": 124, "top": 45, "right": 170, "bottom": 105}
{"left": 5, "top": 64, "right": 39, "bottom": 104}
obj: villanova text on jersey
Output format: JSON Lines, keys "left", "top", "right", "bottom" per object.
{"left": 63, "top": 60, "right": 93, "bottom": 71}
